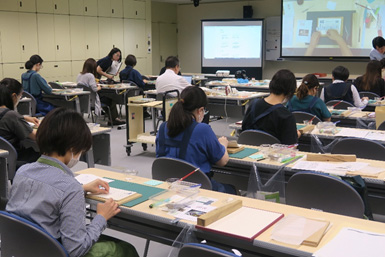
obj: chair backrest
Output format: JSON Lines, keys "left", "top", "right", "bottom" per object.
{"left": 178, "top": 243, "right": 239, "bottom": 257}
{"left": 152, "top": 157, "right": 212, "bottom": 190}
{"left": 0, "top": 211, "right": 68, "bottom": 257}
{"left": 286, "top": 172, "right": 365, "bottom": 218}
{"left": 22, "top": 91, "right": 38, "bottom": 116}
{"left": 48, "top": 81, "right": 64, "bottom": 89}
{"left": 292, "top": 111, "right": 321, "bottom": 125}
{"left": 0, "top": 136, "right": 18, "bottom": 181}
{"left": 157, "top": 89, "right": 179, "bottom": 121}
{"left": 237, "top": 130, "right": 280, "bottom": 146}
{"left": 76, "top": 83, "right": 96, "bottom": 109}
{"left": 325, "top": 100, "right": 354, "bottom": 110}
{"left": 378, "top": 120, "right": 385, "bottom": 131}
{"left": 359, "top": 91, "right": 379, "bottom": 99}
{"left": 331, "top": 137, "right": 385, "bottom": 161}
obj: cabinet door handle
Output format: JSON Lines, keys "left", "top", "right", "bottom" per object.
{"left": 57, "top": 45, "right": 59, "bottom": 50}
{"left": 112, "top": 9, "right": 114, "bottom": 14}
{"left": 86, "top": 45, "right": 89, "bottom": 50}
{"left": 113, "top": 44, "right": 115, "bottom": 48}
{"left": 19, "top": 66, "right": 24, "bottom": 69}
{"left": 85, "top": 6, "right": 88, "bottom": 12}
{"left": 22, "top": 45, "right": 25, "bottom": 51}
{"left": 55, "top": 4, "right": 57, "bottom": 9}
{"left": 54, "top": 65, "right": 58, "bottom": 68}
{"left": 19, "top": 1, "right": 22, "bottom": 7}
{"left": 136, "top": 44, "right": 138, "bottom": 49}
{"left": 136, "top": 11, "right": 138, "bottom": 15}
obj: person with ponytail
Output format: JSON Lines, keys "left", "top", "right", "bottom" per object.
{"left": 155, "top": 86, "right": 236, "bottom": 194}
{"left": 287, "top": 74, "right": 331, "bottom": 121}
{"left": 21, "top": 55, "right": 54, "bottom": 116}
{"left": 0, "top": 78, "right": 40, "bottom": 163}
{"left": 354, "top": 60, "right": 385, "bottom": 97}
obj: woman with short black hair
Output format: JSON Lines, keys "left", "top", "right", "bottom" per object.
{"left": 0, "top": 78, "right": 40, "bottom": 163}
{"left": 6, "top": 107, "right": 139, "bottom": 257}
{"left": 242, "top": 69, "right": 299, "bottom": 144}
{"left": 119, "top": 54, "right": 147, "bottom": 88}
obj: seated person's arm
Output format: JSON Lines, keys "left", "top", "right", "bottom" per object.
{"left": 23, "top": 116, "right": 39, "bottom": 126}
{"left": 327, "top": 29, "right": 353, "bottom": 56}
{"left": 215, "top": 136, "right": 229, "bottom": 166}
{"left": 323, "top": 117, "right": 331, "bottom": 121}
{"left": 351, "top": 86, "right": 368, "bottom": 107}
{"left": 38, "top": 76, "right": 52, "bottom": 94}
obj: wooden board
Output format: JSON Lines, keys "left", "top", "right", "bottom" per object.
{"left": 302, "top": 220, "right": 330, "bottom": 247}
{"left": 87, "top": 191, "right": 142, "bottom": 206}
{"left": 197, "top": 199, "right": 242, "bottom": 227}
{"left": 299, "top": 124, "right": 315, "bottom": 134}
{"left": 306, "top": 153, "right": 356, "bottom": 162}
{"left": 227, "top": 146, "right": 245, "bottom": 154}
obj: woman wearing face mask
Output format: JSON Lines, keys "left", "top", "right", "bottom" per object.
{"left": 242, "top": 69, "right": 299, "bottom": 144}
{"left": 6, "top": 107, "right": 139, "bottom": 257}
{"left": 155, "top": 86, "right": 236, "bottom": 194}
{"left": 0, "top": 78, "right": 40, "bottom": 163}
{"left": 21, "top": 55, "right": 54, "bottom": 116}
{"left": 287, "top": 74, "right": 331, "bottom": 121}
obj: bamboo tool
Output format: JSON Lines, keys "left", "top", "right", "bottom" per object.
{"left": 309, "top": 115, "right": 316, "bottom": 123}
{"left": 180, "top": 168, "right": 199, "bottom": 181}
{"left": 332, "top": 100, "right": 343, "bottom": 108}
{"left": 306, "top": 153, "right": 356, "bottom": 162}
{"left": 197, "top": 199, "right": 243, "bottom": 226}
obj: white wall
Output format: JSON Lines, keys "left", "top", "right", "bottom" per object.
{"left": 177, "top": 0, "right": 367, "bottom": 79}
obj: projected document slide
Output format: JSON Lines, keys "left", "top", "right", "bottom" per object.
{"left": 281, "top": 0, "right": 385, "bottom": 58}
{"left": 202, "top": 20, "right": 263, "bottom": 67}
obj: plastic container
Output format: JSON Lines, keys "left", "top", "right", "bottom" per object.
{"left": 166, "top": 178, "right": 201, "bottom": 195}
{"left": 317, "top": 122, "right": 337, "bottom": 134}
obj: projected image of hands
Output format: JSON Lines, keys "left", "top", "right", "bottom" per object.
{"left": 282, "top": 0, "right": 385, "bottom": 57}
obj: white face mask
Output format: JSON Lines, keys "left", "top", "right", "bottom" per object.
{"left": 197, "top": 109, "right": 204, "bottom": 123}
{"left": 67, "top": 153, "right": 81, "bottom": 169}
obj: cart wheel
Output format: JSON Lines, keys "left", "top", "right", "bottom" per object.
{"left": 142, "top": 143, "right": 147, "bottom": 151}
{"left": 126, "top": 147, "right": 131, "bottom": 156}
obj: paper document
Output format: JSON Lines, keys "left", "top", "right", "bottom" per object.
{"left": 90, "top": 187, "right": 136, "bottom": 201}
{"left": 364, "top": 131, "right": 385, "bottom": 141}
{"left": 292, "top": 161, "right": 369, "bottom": 176}
{"left": 335, "top": 128, "right": 369, "bottom": 138}
{"left": 75, "top": 174, "right": 114, "bottom": 184}
{"left": 106, "top": 61, "right": 122, "bottom": 75}
{"left": 313, "top": 227, "right": 385, "bottom": 257}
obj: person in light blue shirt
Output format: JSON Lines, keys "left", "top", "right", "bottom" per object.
{"left": 6, "top": 108, "right": 139, "bottom": 257}
{"left": 21, "top": 55, "right": 54, "bottom": 116}
{"left": 287, "top": 74, "right": 331, "bottom": 121}
{"left": 156, "top": 86, "right": 236, "bottom": 194}
{"left": 370, "top": 36, "right": 385, "bottom": 61}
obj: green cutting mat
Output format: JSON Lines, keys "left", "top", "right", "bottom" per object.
{"left": 105, "top": 177, "right": 166, "bottom": 207}
{"left": 296, "top": 124, "right": 306, "bottom": 130}
{"left": 229, "top": 148, "right": 259, "bottom": 159}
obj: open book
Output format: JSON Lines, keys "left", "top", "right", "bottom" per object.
{"left": 106, "top": 61, "right": 122, "bottom": 75}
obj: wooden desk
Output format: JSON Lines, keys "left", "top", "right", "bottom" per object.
{"left": 0, "top": 150, "right": 8, "bottom": 210}
{"left": 78, "top": 168, "right": 385, "bottom": 257}
{"left": 43, "top": 89, "right": 90, "bottom": 114}
{"left": 205, "top": 80, "right": 270, "bottom": 92}
{"left": 212, "top": 145, "right": 385, "bottom": 221}
{"left": 329, "top": 109, "right": 374, "bottom": 128}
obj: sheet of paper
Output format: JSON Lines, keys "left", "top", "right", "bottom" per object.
{"left": 75, "top": 174, "right": 114, "bottom": 184}
{"left": 292, "top": 161, "right": 346, "bottom": 176}
{"left": 90, "top": 187, "right": 136, "bottom": 201}
{"left": 335, "top": 128, "right": 369, "bottom": 138}
{"left": 170, "top": 196, "right": 217, "bottom": 222}
{"left": 353, "top": 166, "right": 385, "bottom": 175}
{"left": 314, "top": 227, "right": 385, "bottom": 257}
{"left": 364, "top": 131, "right": 385, "bottom": 141}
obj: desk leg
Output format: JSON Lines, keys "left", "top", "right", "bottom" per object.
{"left": 84, "top": 148, "right": 95, "bottom": 168}
{"left": 152, "top": 107, "right": 157, "bottom": 134}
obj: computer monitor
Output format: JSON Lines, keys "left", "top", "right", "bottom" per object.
{"left": 182, "top": 75, "right": 193, "bottom": 85}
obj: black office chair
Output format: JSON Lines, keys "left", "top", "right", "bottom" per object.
{"left": 325, "top": 100, "right": 354, "bottom": 110}
{"left": 0, "top": 136, "right": 19, "bottom": 182}
{"left": 359, "top": 91, "right": 380, "bottom": 99}
{"left": 22, "top": 91, "right": 41, "bottom": 117}
{"left": 377, "top": 121, "right": 385, "bottom": 130}
{"left": 237, "top": 130, "right": 280, "bottom": 146}
{"left": 178, "top": 243, "right": 239, "bottom": 257}
{"left": 76, "top": 83, "right": 113, "bottom": 127}
{"left": 292, "top": 111, "right": 321, "bottom": 124}
{"left": 286, "top": 172, "right": 365, "bottom": 218}
{"left": 48, "top": 81, "right": 64, "bottom": 89}
{"left": 0, "top": 211, "right": 68, "bottom": 257}
{"left": 152, "top": 157, "right": 212, "bottom": 190}
{"left": 330, "top": 137, "right": 385, "bottom": 161}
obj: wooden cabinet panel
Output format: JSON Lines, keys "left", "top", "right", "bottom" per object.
{"left": 111, "top": 0, "right": 123, "bottom": 18}
{"left": 54, "top": 15, "right": 71, "bottom": 61}
{"left": 111, "top": 18, "right": 124, "bottom": 50}
{"left": 98, "top": 0, "right": 111, "bottom": 17}
{"left": 84, "top": 0, "right": 98, "bottom": 16}
{"left": 19, "top": 13, "right": 39, "bottom": 62}
{"left": 124, "top": 0, "right": 145, "bottom": 19}
{"left": 0, "top": 12, "right": 22, "bottom": 62}
{"left": 85, "top": 17, "right": 99, "bottom": 58}
{"left": 3, "top": 63, "right": 25, "bottom": 82}
{"left": 37, "top": 14, "right": 56, "bottom": 61}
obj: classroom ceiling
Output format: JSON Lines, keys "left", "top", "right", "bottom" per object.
{"left": 152, "top": 0, "right": 237, "bottom": 4}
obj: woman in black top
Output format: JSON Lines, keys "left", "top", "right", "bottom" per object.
{"left": 354, "top": 60, "right": 385, "bottom": 97}
{"left": 242, "top": 69, "right": 299, "bottom": 145}
{"left": 96, "top": 48, "right": 122, "bottom": 80}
